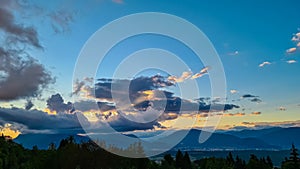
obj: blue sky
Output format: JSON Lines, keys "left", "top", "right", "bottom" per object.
{"left": 0, "top": 0, "right": 300, "bottom": 138}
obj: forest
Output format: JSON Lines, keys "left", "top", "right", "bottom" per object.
{"left": 0, "top": 135, "right": 299, "bottom": 169}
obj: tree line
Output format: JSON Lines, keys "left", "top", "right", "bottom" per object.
{"left": 0, "top": 135, "right": 299, "bottom": 169}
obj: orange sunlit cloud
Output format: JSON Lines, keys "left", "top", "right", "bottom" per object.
{"left": 286, "top": 47, "right": 297, "bottom": 53}
{"left": 168, "top": 71, "right": 192, "bottom": 83}
{"left": 0, "top": 125, "right": 21, "bottom": 139}
{"left": 251, "top": 111, "right": 262, "bottom": 115}
{"left": 44, "top": 108, "right": 57, "bottom": 115}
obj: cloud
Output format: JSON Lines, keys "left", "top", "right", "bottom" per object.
{"left": 250, "top": 98, "right": 262, "bottom": 103}
{"left": 46, "top": 94, "right": 74, "bottom": 113}
{"left": 48, "top": 9, "right": 75, "bottom": 33}
{"left": 286, "top": 47, "right": 297, "bottom": 54}
{"left": 0, "top": 49, "right": 54, "bottom": 101}
{"left": 241, "top": 94, "right": 257, "bottom": 98}
{"left": 0, "top": 107, "right": 83, "bottom": 134}
{"left": 223, "top": 112, "right": 245, "bottom": 117}
{"left": 251, "top": 111, "right": 262, "bottom": 115}
{"left": 191, "top": 67, "right": 210, "bottom": 79}
{"left": 72, "top": 78, "right": 95, "bottom": 98}
{"left": 230, "top": 89, "right": 238, "bottom": 94}
{"left": 286, "top": 60, "right": 297, "bottom": 64}
{"left": 25, "top": 100, "right": 34, "bottom": 110}
{"left": 228, "top": 51, "right": 239, "bottom": 56}
{"left": 259, "top": 61, "right": 271, "bottom": 67}
{"left": 287, "top": 31, "right": 300, "bottom": 54}
{"left": 241, "top": 120, "right": 300, "bottom": 129}
{"left": 291, "top": 32, "right": 300, "bottom": 42}
{"left": 0, "top": 6, "right": 42, "bottom": 48}
{"left": 108, "top": 114, "right": 161, "bottom": 132}
{"left": 167, "top": 67, "right": 210, "bottom": 83}
{"left": 72, "top": 75, "right": 240, "bottom": 132}
{"left": 0, "top": 2, "right": 55, "bottom": 101}
{"left": 168, "top": 71, "right": 192, "bottom": 83}
{"left": 278, "top": 106, "right": 286, "bottom": 111}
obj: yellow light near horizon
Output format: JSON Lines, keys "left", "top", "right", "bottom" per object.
{"left": 44, "top": 108, "right": 57, "bottom": 115}
{"left": 0, "top": 127, "right": 20, "bottom": 139}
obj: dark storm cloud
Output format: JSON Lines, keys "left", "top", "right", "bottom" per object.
{"left": 94, "top": 75, "right": 174, "bottom": 101}
{"left": 0, "top": 49, "right": 54, "bottom": 101}
{"left": 0, "top": 1, "right": 55, "bottom": 101}
{"left": 73, "top": 100, "right": 116, "bottom": 112}
{"left": 46, "top": 94, "right": 74, "bottom": 113}
{"left": 108, "top": 114, "right": 161, "bottom": 132}
{"left": 0, "top": 107, "right": 82, "bottom": 132}
{"left": 75, "top": 75, "right": 239, "bottom": 114}
{"left": 72, "top": 75, "right": 240, "bottom": 132}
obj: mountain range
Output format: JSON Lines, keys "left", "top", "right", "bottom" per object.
{"left": 14, "top": 127, "right": 300, "bottom": 150}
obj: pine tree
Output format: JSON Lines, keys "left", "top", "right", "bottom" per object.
{"left": 164, "top": 154, "right": 174, "bottom": 166}
{"left": 175, "top": 150, "right": 183, "bottom": 168}
{"left": 282, "top": 144, "right": 300, "bottom": 169}
{"left": 226, "top": 152, "right": 235, "bottom": 166}
{"left": 266, "top": 156, "right": 273, "bottom": 168}
{"left": 235, "top": 155, "right": 245, "bottom": 169}
{"left": 182, "top": 152, "right": 192, "bottom": 169}
{"left": 290, "top": 144, "right": 299, "bottom": 162}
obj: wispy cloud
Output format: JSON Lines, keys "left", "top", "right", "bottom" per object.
{"left": 278, "top": 106, "right": 286, "bottom": 111}
{"left": 48, "top": 9, "right": 75, "bottom": 33}
{"left": 0, "top": 1, "right": 65, "bottom": 101}
{"left": 167, "top": 67, "right": 210, "bottom": 83}
{"left": 241, "top": 120, "right": 300, "bottom": 129}
{"left": 191, "top": 67, "right": 210, "bottom": 79}
{"left": 286, "top": 47, "right": 297, "bottom": 54}
{"left": 259, "top": 61, "right": 271, "bottom": 67}
{"left": 251, "top": 111, "right": 262, "bottom": 115}
{"left": 228, "top": 50, "right": 239, "bottom": 56}
{"left": 0, "top": 4, "right": 42, "bottom": 48}
{"left": 168, "top": 71, "right": 192, "bottom": 83}
{"left": 287, "top": 31, "right": 300, "bottom": 54}
{"left": 286, "top": 60, "right": 297, "bottom": 64}
{"left": 241, "top": 94, "right": 257, "bottom": 98}
{"left": 250, "top": 98, "right": 262, "bottom": 103}
{"left": 230, "top": 89, "right": 238, "bottom": 94}
{"left": 223, "top": 112, "right": 245, "bottom": 117}
{"left": 291, "top": 32, "right": 300, "bottom": 42}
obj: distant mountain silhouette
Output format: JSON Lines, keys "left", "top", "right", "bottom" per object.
{"left": 257, "top": 127, "right": 300, "bottom": 149}
{"left": 224, "top": 127, "right": 282, "bottom": 138}
{"left": 173, "top": 129, "right": 278, "bottom": 150}
{"left": 14, "top": 127, "right": 300, "bottom": 150}
{"left": 223, "top": 127, "right": 300, "bottom": 149}
{"left": 15, "top": 133, "right": 89, "bottom": 149}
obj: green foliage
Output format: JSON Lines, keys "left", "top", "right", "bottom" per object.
{"left": 282, "top": 144, "right": 300, "bottom": 169}
{"left": 0, "top": 135, "right": 300, "bottom": 169}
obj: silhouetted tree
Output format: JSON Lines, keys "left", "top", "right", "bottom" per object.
{"left": 164, "top": 154, "right": 174, "bottom": 166}
{"left": 266, "top": 156, "right": 273, "bottom": 168}
{"left": 235, "top": 155, "right": 246, "bottom": 169}
{"left": 290, "top": 144, "right": 300, "bottom": 162}
{"left": 175, "top": 150, "right": 184, "bottom": 168}
{"left": 282, "top": 144, "right": 300, "bottom": 169}
{"left": 226, "top": 152, "right": 235, "bottom": 167}
{"left": 182, "top": 152, "right": 192, "bottom": 169}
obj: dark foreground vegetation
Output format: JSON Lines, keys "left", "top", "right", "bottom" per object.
{"left": 0, "top": 135, "right": 299, "bottom": 169}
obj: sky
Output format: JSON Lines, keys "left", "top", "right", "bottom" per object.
{"left": 0, "top": 0, "right": 300, "bottom": 139}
